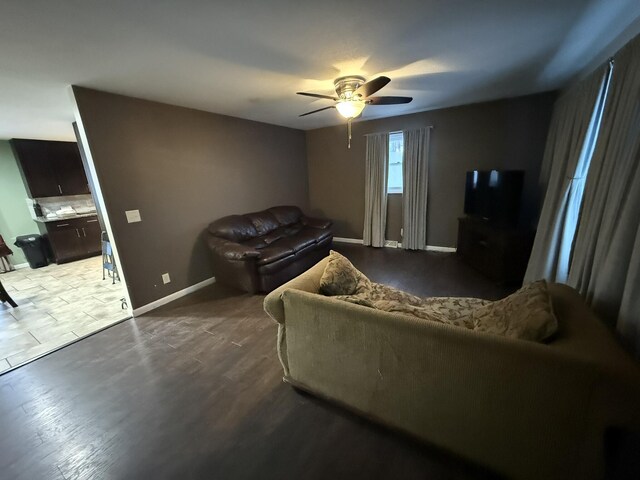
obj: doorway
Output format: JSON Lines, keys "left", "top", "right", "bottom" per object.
{"left": 0, "top": 135, "right": 131, "bottom": 374}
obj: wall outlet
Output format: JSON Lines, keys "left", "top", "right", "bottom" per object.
{"left": 125, "top": 209, "right": 142, "bottom": 223}
{"left": 162, "top": 273, "right": 171, "bottom": 284}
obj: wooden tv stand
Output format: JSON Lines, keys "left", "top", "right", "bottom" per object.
{"left": 456, "top": 216, "right": 534, "bottom": 284}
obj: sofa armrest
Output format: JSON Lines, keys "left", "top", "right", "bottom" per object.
{"left": 302, "top": 215, "right": 332, "bottom": 229}
{"left": 206, "top": 236, "right": 260, "bottom": 261}
{"left": 263, "top": 256, "right": 330, "bottom": 324}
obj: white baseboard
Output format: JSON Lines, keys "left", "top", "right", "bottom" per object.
{"left": 13, "top": 262, "right": 29, "bottom": 270}
{"left": 333, "top": 237, "right": 456, "bottom": 252}
{"left": 333, "top": 237, "right": 364, "bottom": 244}
{"left": 133, "top": 277, "right": 216, "bottom": 317}
{"left": 426, "top": 245, "right": 457, "bottom": 253}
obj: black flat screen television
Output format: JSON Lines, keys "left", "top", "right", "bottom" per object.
{"left": 464, "top": 170, "right": 524, "bottom": 226}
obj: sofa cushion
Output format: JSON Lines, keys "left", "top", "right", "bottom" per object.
{"left": 302, "top": 216, "right": 333, "bottom": 229}
{"left": 278, "top": 234, "right": 316, "bottom": 253}
{"left": 303, "top": 226, "right": 332, "bottom": 243}
{"left": 293, "top": 241, "right": 319, "bottom": 258}
{"left": 245, "top": 211, "right": 280, "bottom": 236}
{"left": 257, "top": 244, "right": 295, "bottom": 265}
{"left": 243, "top": 237, "right": 268, "bottom": 249}
{"left": 208, "top": 215, "right": 258, "bottom": 242}
{"left": 257, "top": 253, "right": 297, "bottom": 274}
{"left": 207, "top": 236, "right": 260, "bottom": 260}
{"left": 319, "top": 250, "right": 371, "bottom": 296}
{"left": 470, "top": 280, "right": 558, "bottom": 342}
{"left": 268, "top": 206, "right": 303, "bottom": 226}
{"left": 262, "top": 228, "right": 286, "bottom": 245}
{"left": 284, "top": 223, "right": 304, "bottom": 236}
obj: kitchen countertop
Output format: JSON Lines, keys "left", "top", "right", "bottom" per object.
{"left": 34, "top": 213, "right": 98, "bottom": 223}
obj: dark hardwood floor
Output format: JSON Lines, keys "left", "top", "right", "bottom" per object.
{"left": 0, "top": 244, "right": 513, "bottom": 480}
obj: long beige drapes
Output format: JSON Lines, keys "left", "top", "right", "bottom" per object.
{"left": 363, "top": 133, "right": 389, "bottom": 247}
{"left": 524, "top": 66, "right": 608, "bottom": 284}
{"left": 402, "top": 128, "right": 431, "bottom": 250}
{"left": 568, "top": 35, "right": 640, "bottom": 357}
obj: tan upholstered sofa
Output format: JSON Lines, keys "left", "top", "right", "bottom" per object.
{"left": 264, "top": 257, "right": 640, "bottom": 480}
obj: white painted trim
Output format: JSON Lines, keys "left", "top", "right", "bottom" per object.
{"left": 13, "top": 262, "right": 29, "bottom": 270}
{"left": 426, "top": 245, "right": 457, "bottom": 253}
{"left": 334, "top": 237, "right": 456, "bottom": 252}
{"left": 333, "top": 237, "right": 364, "bottom": 244}
{"left": 68, "top": 86, "right": 133, "bottom": 317}
{"left": 132, "top": 277, "right": 216, "bottom": 317}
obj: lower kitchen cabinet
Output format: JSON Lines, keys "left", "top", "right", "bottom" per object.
{"left": 39, "top": 216, "right": 102, "bottom": 264}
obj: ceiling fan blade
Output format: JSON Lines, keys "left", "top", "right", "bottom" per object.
{"left": 296, "top": 92, "right": 338, "bottom": 101}
{"left": 366, "top": 96, "right": 413, "bottom": 105}
{"left": 299, "top": 105, "right": 336, "bottom": 117}
{"left": 355, "top": 76, "right": 391, "bottom": 97}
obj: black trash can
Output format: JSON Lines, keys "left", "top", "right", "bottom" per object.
{"left": 14, "top": 235, "right": 49, "bottom": 269}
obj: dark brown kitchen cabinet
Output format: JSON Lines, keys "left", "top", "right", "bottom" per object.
{"left": 10, "top": 139, "right": 90, "bottom": 198}
{"left": 53, "top": 142, "right": 90, "bottom": 195}
{"left": 81, "top": 218, "right": 103, "bottom": 254}
{"left": 39, "top": 216, "right": 102, "bottom": 264}
{"left": 47, "top": 223, "right": 85, "bottom": 262}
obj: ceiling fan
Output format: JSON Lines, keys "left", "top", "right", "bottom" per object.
{"left": 297, "top": 75, "right": 412, "bottom": 148}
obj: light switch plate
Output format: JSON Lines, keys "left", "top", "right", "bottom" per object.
{"left": 125, "top": 210, "right": 142, "bottom": 223}
{"left": 162, "top": 273, "right": 171, "bottom": 284}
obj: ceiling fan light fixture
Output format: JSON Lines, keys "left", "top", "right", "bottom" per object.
{"left": 335, "top": 99, "right": 365, "bottom": 119}
{"left": 296, "top": 74, "right": 411, "bottom": 148}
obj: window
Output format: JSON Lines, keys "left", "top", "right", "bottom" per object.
{"left": 387, "top": 131, "right": 404, "bottom": 193}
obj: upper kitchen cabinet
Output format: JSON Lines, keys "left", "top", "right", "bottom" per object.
{"left": 10, "top": 139, "right": 90, "bottom": 198}
{"left": 54, "top": 141, "right": 90, "bottom": 195}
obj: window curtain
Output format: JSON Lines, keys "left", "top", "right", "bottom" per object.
{"left": 568, "top": 35, "right": 640, "bottom": 356}
{"left": 363, "top": 133, "right": 389, "bottom": 247}
{"left": 523, "top": 67, "right": 608, "bottom": 284}
{"left": 402, "top": 127, "right": 430, "bottom": 250}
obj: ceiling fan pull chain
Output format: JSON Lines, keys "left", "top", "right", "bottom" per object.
{"left": 348, "top": 118, "right": 352, "bottom": 149}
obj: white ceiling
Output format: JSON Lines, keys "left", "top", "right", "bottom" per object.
{"left": 1, "top": 0, "right": 640, "bottom": 140}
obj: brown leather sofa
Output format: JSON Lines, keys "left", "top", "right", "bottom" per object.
{"left": 206, "top": 206, "right": 332, "bottom": 293}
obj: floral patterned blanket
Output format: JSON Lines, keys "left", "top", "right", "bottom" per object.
{"left": 320, "top": 250, "right": 557, "bottom": 342}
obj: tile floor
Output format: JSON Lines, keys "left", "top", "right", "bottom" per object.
{"left": 0, "top": 256, "right": 129, "bottom": 373}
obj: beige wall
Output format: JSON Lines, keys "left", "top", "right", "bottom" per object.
{"left": 306, "top": 92, "right": 555, "bottom": 246}
{"left": 73, "top": 87, "right": 308, "bottom": 309}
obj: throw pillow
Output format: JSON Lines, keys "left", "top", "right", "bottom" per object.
{"left": 469, "top": 280, "right": 558, "bottom": 342}
{"left": 319, "top": 250, "right": 371, "bottom": 296}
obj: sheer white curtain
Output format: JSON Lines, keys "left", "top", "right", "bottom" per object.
{"left": 363, "top": 133, "right": 389, "bottom": 247}
{"left": 402, "top": 127, "right": 431, "bottom": 250}
{"left": 524, "top": 67, "right": 608, "bottom": 283}
{"left": 568, "top": 35, "right": 640, "bottom": 356}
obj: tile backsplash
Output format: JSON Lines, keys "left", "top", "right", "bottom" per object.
{"left": 36, "top": 194, "right": 97, "bottom": 217}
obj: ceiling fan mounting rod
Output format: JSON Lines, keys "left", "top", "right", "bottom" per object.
{"left": 334, "top": 75, "right": 366, "bottom": 99}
